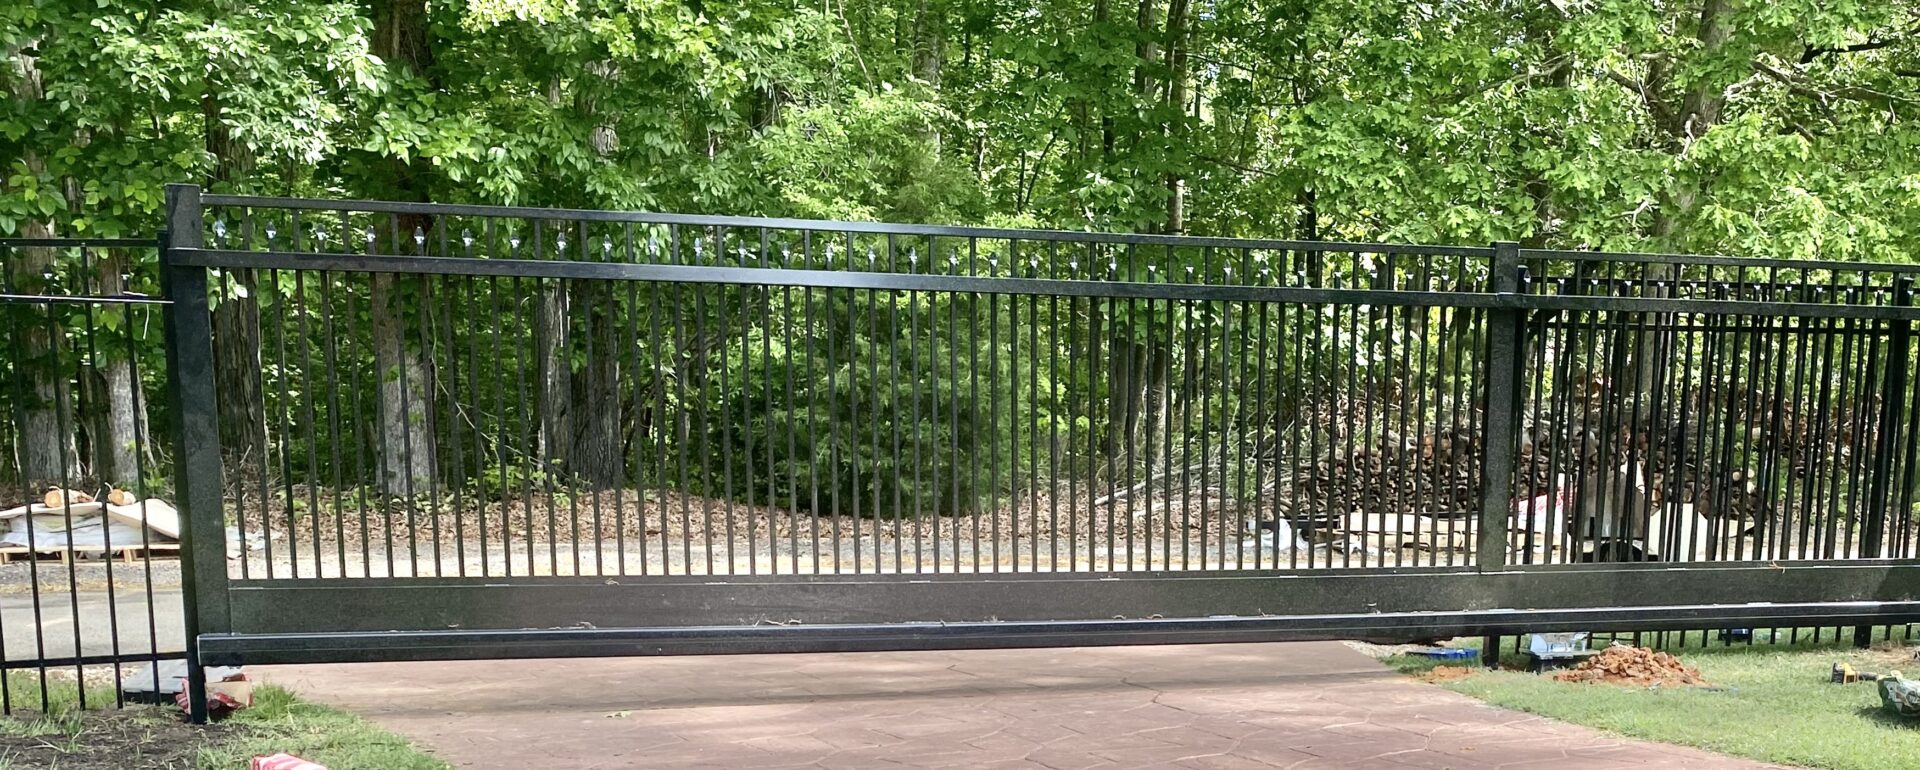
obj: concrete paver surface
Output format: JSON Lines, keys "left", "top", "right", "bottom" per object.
{"left": 265, "top": 642, "right": 1782, "bottom": 769}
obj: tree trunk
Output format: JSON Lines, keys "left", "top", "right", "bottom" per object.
{"left": 1625, "top": 0, "right": 1732, "bottom": 426}
{"left": 203, "top": 74, "right": 268, "bottom": 474}
{"left": 1094, "top": 0, "right": 1116, "bottom": 157}
{"left": 1106, "top": 336, "right": 1152, "bottom": 461}
{"left": 1142, "top": 340, "right": 1172, "bottom": 468}
{"left": 13, "top": 236, "right": 78, "bottom": 489}
{"left": 212, "top": 270, "right": 266, "bottom": 474}
{"left": 1133, "top": 0, "right": 1160, "bottom": 104}
{"left": 7, "top": 39, "right": 78, "bottom": 488}
{"left": 97, "top": 359, "right": 146, "bottom": 484}
{"left": 367, "top": 0, "right": 439, "bottom": 497}
{"left": 93, "top": 255, "right": 153, "bottom": 485}
{"left": 1519, "top": 9, "right": 1568, "bottom": 250}
{"left": 1163, "top": 0, "right": 1190, "bottom": 234}
{"left": 912, "top": 0, "right": 945, "bottom": 150}
{"left": 536, "top": 279, "right": 572, "bottom": 471}
{"left": 370, "top": 272, "right": 435, "bottom": 498}
{"left": 569, "top": 283, "right": 622, "bottom": 487}
{"left": 912, "top": 0, "right": 944, "bottom": 88}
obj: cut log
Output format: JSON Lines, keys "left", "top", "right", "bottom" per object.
{"left": 43, "top": 487, "right": 95, "bottom": 508}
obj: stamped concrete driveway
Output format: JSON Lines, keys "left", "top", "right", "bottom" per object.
{"left": 264, "top": 642, "right": 1782, "bottom": 769}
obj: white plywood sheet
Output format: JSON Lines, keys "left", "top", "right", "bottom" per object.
{"left": 105, "top": 499, "right": 181, "bottom": 540}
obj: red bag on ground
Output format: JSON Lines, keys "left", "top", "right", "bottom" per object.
{"left": 176, "top": 687, "right": 244, "bottom": 717}
{"left": 173, "top": 671, "right": 253, "bottom": 717}
{"left": 251, "top": 753, "right": 329, "bottom": 770}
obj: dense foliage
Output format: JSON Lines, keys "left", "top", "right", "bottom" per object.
{"left": 9, "top": 0, "right": 1917, "bottom": 248}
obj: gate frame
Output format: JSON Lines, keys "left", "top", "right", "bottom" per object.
{"left": 158, "top": 184, "right": 1920, "bottom": 719}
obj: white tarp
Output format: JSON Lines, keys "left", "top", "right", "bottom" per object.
{"left": 0, "top": 497, "right": 180, "bottom": 551}
{"left": 0, "top": 501, "right": 105, "bottom": 519}
{"left": 2, "top": 513, "right": 159, "bottom": 549}
{"left": 123, "top": 660, "right": 244, "bottom": 695}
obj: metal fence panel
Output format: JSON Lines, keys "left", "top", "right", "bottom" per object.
{"left": 0, "top": 236, "right": 184, "bottom": 715}
{"left": 140, "top": 188, "right": 1920, "bottom": 678}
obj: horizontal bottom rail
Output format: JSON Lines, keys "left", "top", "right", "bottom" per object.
{"left": 199, "top": 601, "right": 1920, "bottom": 665}
{"left": 217, "top": 561, "right": 1920, "bottom": 637}
{"left": 0, "top": 652, "right": 187, "bottom": 671}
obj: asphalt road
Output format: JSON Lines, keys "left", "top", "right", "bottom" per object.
{"left": 0, "top": 588, "right": 184, "bottom": 663}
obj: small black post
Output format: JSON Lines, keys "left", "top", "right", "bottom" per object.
{"left": 1858, "top": 276, "right": 1912, "bottom": 649}
{"left": 163, "top": 183, "right": 230, "bottom": 722}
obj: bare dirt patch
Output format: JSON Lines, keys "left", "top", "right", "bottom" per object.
{"left": 229, "top": 485, "right": 1264, "bottom": 549}
{"left": 0, "top": 707, "right": 232, "bottom": 770}
{"left": 1421, "top": 665, "right": 1477, "bottom": 683}
{"left": 1553, "top": 644, "right": 1708, "bottom": 687}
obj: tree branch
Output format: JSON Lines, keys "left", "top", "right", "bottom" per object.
{"left": 1801, "top": 36, "right": 1909, "bottom": 63}
{"left": 1600, "top": 67, "right": 1641, "bottom": 93}
{"left": 1754, "top": 56, "right": 1919, "bottom": 108}
{"left": 1600, "top": 66, "right": 1672, "bottom": 129}
{"left": 1196, "top": 152, "right": 1283, "bottom": 180}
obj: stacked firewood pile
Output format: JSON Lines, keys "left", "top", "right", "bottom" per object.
{"left": 1288, "top": 379, "right": 1881, "bottom": 526}
{"left": 1291, "top": 420, "right": 1485, "bottom": 526}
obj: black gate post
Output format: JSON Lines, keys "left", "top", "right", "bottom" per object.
{"left": 1478, "top": 242, "right": 1524, "bottom": 665}
{"left": 162, "top": 183, "right": 231, "bottom": 722}
{"left": 1477, "top": 242, "right": 1524, "bottom": 570}
{"left": 1858, "top": 276, "right": 1913, "bottom": 648}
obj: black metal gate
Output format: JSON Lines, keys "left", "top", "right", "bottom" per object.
{"left": 157, "top": 185, "right": 1920, "bottom": 716}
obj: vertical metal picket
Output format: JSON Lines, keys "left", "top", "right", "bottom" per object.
{"left": 162, "top": 183, "right": 231, "bottom": 722}
{"left": 1858, "top": 276, "right": 1912, "bottom": 647}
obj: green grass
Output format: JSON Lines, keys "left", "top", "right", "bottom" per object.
{"left": 0, "top": 673, "right": 448, "bottom": 770}
{"left": 0, "top": 670, "right": 122, "bottom": 723}
{"left": 1388, "top": 637, "right": 1920, "bottom": 770}
{"left": 196, "top": 686, "right": 449, "bottom": 770}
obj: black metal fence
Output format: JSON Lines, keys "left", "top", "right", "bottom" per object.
{"left": 146, "top": 185, "right": 1920, "bottom": 697}
{"left": 173, "top": 196, "right": 1920, "bottom": 579}
{"left": 0, "top": 237, "right": 185, "bottom": 714}
{"left": 11, "top": 186, "right": 1920, "bottom": 718}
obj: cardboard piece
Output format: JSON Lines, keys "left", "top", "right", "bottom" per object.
{"left": 207, "top": 677, "right": 253, "bottom": 706}
{"left": 105, "top": 499, "right": 181, "bottom": 539}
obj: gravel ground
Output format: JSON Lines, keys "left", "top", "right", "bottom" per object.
{"left": 204, "top": 486, "right": 1423, "bottom": 577}
{"left": 217, "top": 533, "right": 1403, "bottom": 579}
{"left": 0, "top": 559, "right": 182, "bottom": 594}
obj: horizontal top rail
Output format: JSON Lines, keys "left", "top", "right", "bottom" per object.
{"left": 1, "top": 237, "right": 163, "bottom": 302}
{"left": 1520, "top": 247, "right": 1920, "bottom": 276}
{"left": 0, "top": 237, "right": 157, "bottom": 248}
{"left": 201, "top": 194, "right": 1495, "bottom": 258}
{"left": 174, "top": 247, "right": 1920, "bottom": 320}
{"left": 172, "top": 248, "right": 1507, "bottom": 308}
{"left": 0, "top": 291, "right": 169, "bottom": 305}
{"left": 197, "top": 194, "right": 1920, "bottom": 278}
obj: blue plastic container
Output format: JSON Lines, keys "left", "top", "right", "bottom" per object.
{"left": 1411, "top": 648, "right": 1479, "bottom": 660}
